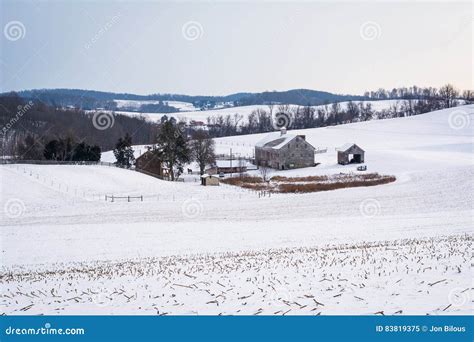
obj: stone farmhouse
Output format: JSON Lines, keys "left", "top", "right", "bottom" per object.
{"left": 255, "top": 129, "right": 316, "bottom": 170}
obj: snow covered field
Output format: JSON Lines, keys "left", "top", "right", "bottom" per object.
{"left": 114, "top": 99, "right": 198, "bottom": 112}
{"left": 1, "top": 105, "right": 472, "bottom": 315}
{"left": 105, "top": 100, "right": 402, "bottom": 125}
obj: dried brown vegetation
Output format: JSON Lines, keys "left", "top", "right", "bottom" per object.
{"left": 223, "top": 173, "right": 396, "bottom": 194}
{"left": 277, "top": 176, "right": 396, "bottom": 193}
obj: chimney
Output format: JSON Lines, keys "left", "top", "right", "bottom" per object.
{"left": 280, "top": 128, "right": 287, "bottom": 136}
{"left": 298, "top": 135, "right": 306, "bottom": 141}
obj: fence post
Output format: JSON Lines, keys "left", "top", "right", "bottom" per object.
{"left": 105, "top": 195, "right": 107, "bottom": 201}
{"left": 112, "top": 195, "right": 114, "bottom": 202}
{"left": 141, "top": 195, "right": 143, "bottom": 202}
{"left": 128, "top": 196, "right": 130, "bottom": 202}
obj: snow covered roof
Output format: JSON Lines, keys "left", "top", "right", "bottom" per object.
{"left": 215, "top": 160, "right": 252, "bottom": 168}
{"left": 336, "top": 143, "right": 364, "bottom": 152}
{"left": 255, "top": 132, "right": 297, "bottom": 150}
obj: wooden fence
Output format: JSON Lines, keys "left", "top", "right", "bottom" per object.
{"left": 105, "top": 195, "right": 143, "bottom": 202}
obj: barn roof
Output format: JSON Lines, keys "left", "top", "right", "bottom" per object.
{"left": 336, "top": 143, "right": 365, "bottom": 152}
{"left": 136, "top": 150, "right": 158, "bottom": 160}
{"left": 255, "top": 132, "right": 298, "bottom": 150}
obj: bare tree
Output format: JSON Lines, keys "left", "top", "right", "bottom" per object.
{"left": 267, "top": 103, "right": 275, "bottom": 117}
{"left": 439, "top": 84, "right": 459, "bottom": 108}
{"left": 259, "top": 164, "right": 272, "bottom": 182}
{"left": 462, "top": 90, "right": 473, "bottom": 104}
{"left": 189, "top": 130, "right": 216, "bottom": 175}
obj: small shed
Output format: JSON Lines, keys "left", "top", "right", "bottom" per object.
{"left": 201, "top": 174, "right": 220, "bottom": 186}
{"left": 336, "top": 143, "right": 365, "bottom": 165}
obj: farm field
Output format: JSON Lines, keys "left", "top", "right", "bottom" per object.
{"left": 99, "top": 99, "right": 404, "bottom": 125}
{"left": 1, "top": 105, "right": 473, "bottom": 315}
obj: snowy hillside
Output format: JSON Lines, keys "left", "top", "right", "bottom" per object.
{"left": 114, "top": 99, "right": 198, "bottom": 112}
{"left": 1, "top": 105, "right": 472, "bottom": 315}
{"left": 108, "top": 100, "right": 402, "bottom": 124}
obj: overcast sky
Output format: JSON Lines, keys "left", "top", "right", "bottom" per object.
{"left": 1, "top": 1, "right": 472, "bottom": 96}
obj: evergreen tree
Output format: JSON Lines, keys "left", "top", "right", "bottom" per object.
{"left": 113, "top": 133, "right": 135, "bottom": 168}
{"left": 154, "top": 120, "right": 190, "bottom": 181}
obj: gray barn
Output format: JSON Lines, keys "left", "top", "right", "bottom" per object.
{"left": 255, "top": 129, "right": 315, "bottom": 170}
{"left": 336, "top": 143, "right": 365, "bottom": 165}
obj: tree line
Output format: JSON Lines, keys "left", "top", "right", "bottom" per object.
{"left": 0, "top": 92, "right": 158, "bottom": 159}
{"left": 205, "top": 84, "right": 472, "bottom": 138}
{"left": 16, "top": 134, "right": 102, "bottom": 162}
{"left": 114, "top": 119, "right": 216, "bottom": 181}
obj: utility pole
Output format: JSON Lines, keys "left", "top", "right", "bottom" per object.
{"left": 230, "top": 148, "right": 233, "bottom": 177}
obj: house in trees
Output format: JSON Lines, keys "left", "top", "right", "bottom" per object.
{"left": 336, "top": 143, "right": 365, "bottom": 165}
{"left": 255, "top": 129, "right": 316, "bottom": 170}
{"left": 135, "top": 151, "right": 169, "bottom": 179}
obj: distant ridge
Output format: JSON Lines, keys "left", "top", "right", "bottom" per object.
{"left": 6, "top": 88, "right": 366, "bottom": 110}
